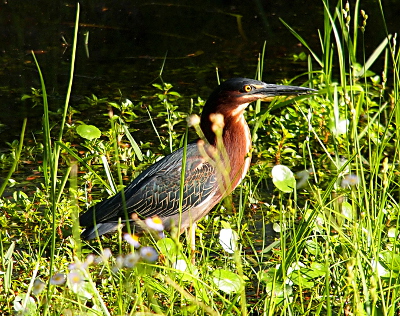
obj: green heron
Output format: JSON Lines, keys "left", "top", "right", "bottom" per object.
{"left": 80, "top": 78, "right": 314, "bottom": 240}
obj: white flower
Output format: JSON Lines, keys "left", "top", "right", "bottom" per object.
{"left": 124, "top": 252, "right": 140, "bottom": 268}
{"left": 113, "top": 255, "right": 125, "bottom": 272}
{"left": 94, "top": 248, "right": 112, "bottom": 264}
{"left": 341, "top": 174, "right": 359, "bottom": 187}
{"left": 32, "top": 279, "right": 45, "bottom": 295}
{"left": 68, "top": 258, "right": 85, "bottom": 271}
{"left": 81, "top": 254, "right": 95, "bottom": 269}
{"left": 124, "top": 233, "right": 141, "bottom": 248}
{"left": 50, "top": 273, "right": 66, "bottom": 285}
{"left": 67, "top": 271, "right": 91, "bottom": 299}
{"left": 115, "top": 255, "right": 124, "bottom": 269}
{"left": 145, "top": 216, "right": 164, "bottom": 232}
{"left": 140, "top": 247, "right": 159, "bottom": 263}
{"left": 67, "top": 271, "right": 83, "bottom": 285}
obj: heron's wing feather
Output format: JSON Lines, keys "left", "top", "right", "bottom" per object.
{"left": 79, "top": 142, "right": 218, "bottom": 226}
{"left": 126, "top": 157, "right": 216, "bottom": 219}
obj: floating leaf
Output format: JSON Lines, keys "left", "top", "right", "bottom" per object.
{"left": 273, "top": 222, "right": 285, "bottom": 233}
{"left": 272, "top": 165, "right": 295, "bottom": 193}
{"left": 265, "top": 281, "right": 292, "bottom": 298}
{"left": 76, "top": 124, "right": 101, "bottom": 140}
{"left": 289, "top": 268, "right": 315, "bottom": 288}
{"left": 305, "top": 239, "right": 322, "bottom": 256}
{"left": 263, "top": 275, "right": 292, "bottom": 305}
{"left": 341, "top": 201, "right": 353, "bottom": 220}
{"left": 219, "top": 228, "right": 238, "bottom": 253}
{"left": 212, "top": 269, "right": 243, "bottom": 294}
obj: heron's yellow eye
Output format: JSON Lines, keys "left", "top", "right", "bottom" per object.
{"left": 243, "top": 85, "right": 252, "bottom": 92}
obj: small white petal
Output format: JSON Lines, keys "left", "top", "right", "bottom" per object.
{"left": 123, "top": 233, "right": 141, "bottom": 248}
{"left": 140, "top": 247, "right": 159, "bottom": 263}
{"left": 50, "top": 273, "right": 66, "bottom": 285}
{"left": 124, "top": 252, "right": 140, "bottom": 268}
{"left": 145, "top": 216, "right": 164, "bottom": 231}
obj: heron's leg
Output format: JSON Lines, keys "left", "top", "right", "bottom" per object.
{"left": 189, "top": 222, "right": 197, "bottom": 264}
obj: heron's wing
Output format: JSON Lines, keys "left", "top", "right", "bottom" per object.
{"left": 79, "top": 142, "right": 218, "bottom": 226}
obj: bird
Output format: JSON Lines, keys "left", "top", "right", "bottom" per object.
{"left": 79, "top": 78, "right": 314, "bottom": 240}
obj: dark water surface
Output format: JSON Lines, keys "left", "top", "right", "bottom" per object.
{"left": 1, "top": 0, "right": 398, "bottom": 147}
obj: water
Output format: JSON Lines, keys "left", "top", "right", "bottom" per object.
{"left": 2, "top": 0, "right": 396, "bottom": 146}
{"left": 1, "top": 0, "right": 313, "bottom": 144}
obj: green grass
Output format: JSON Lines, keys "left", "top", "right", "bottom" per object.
{"left": 1, "top": 0, "right": 400, "bottom": 315}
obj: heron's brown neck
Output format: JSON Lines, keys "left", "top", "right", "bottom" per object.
{"left": 200, "top": 110, "right": 252, "bottom": 193}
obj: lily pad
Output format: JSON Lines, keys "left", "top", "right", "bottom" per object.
{"left": 212, "top": 269, "right": 243, "bottom": 294}
{"left": 272, "top": 165, "right": 295, "bottom": 193}
{"left": 219, "top": 228, "right": 238, "bottom": 253}
{"left": 76, "top": 124, "right": 101, "bottom": 140}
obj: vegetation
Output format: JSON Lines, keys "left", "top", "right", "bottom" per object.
{"left": 1, "top": 0, "right": 400, "bottom": 315}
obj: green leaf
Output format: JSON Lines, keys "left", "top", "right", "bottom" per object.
{"left": 310, "top": 262, "right": 328, "bottom": 277}
{"left": 341, "top": 201, "right": 353, "bottom": 220}
{"left": 142, "top": 275, "right": 171, "bottom": 296}
{"left": 157, "top": 238, "right": 180, "bottom": 262}
{"left": 168, "top": 91, "right": 181, "bottom": 97}
{"left": 305, "top": 239, "right": 322, "bottom": 256}
{"left": 354, "top": 35, "right": 391, "bottom": 77}
{"left": 76, "top": 124, "right": 101, "bottom": 140}
{"left": 380, "top": 251, "right": 400, "bottom": 272}
{"left": 21, "top": 94, "right": 32, "bottom": 101}
{"left": 152, "top": 83, "right": 163, "bottom": 90}
{"left": 119, "top": 118, "right": 143, "bottom": 161}
{"left": 289, "top": 268, "right": 315, "bottom": 288}
{"left": 212, "top": 269, "right": 243, "bottom": 294}
{"left": 271, "top": 165, "right": 295, "bottom": 193}
{"left": 265, "top": 281, "right": 291, "bottom": 298}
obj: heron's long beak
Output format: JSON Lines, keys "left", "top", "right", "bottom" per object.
{"left": 254, "top": 83, "right": 316, "bottom": 101}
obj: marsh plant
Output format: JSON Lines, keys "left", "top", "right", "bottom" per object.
{"left": 1, "top": 0, "right": 400, "bottom": 315}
